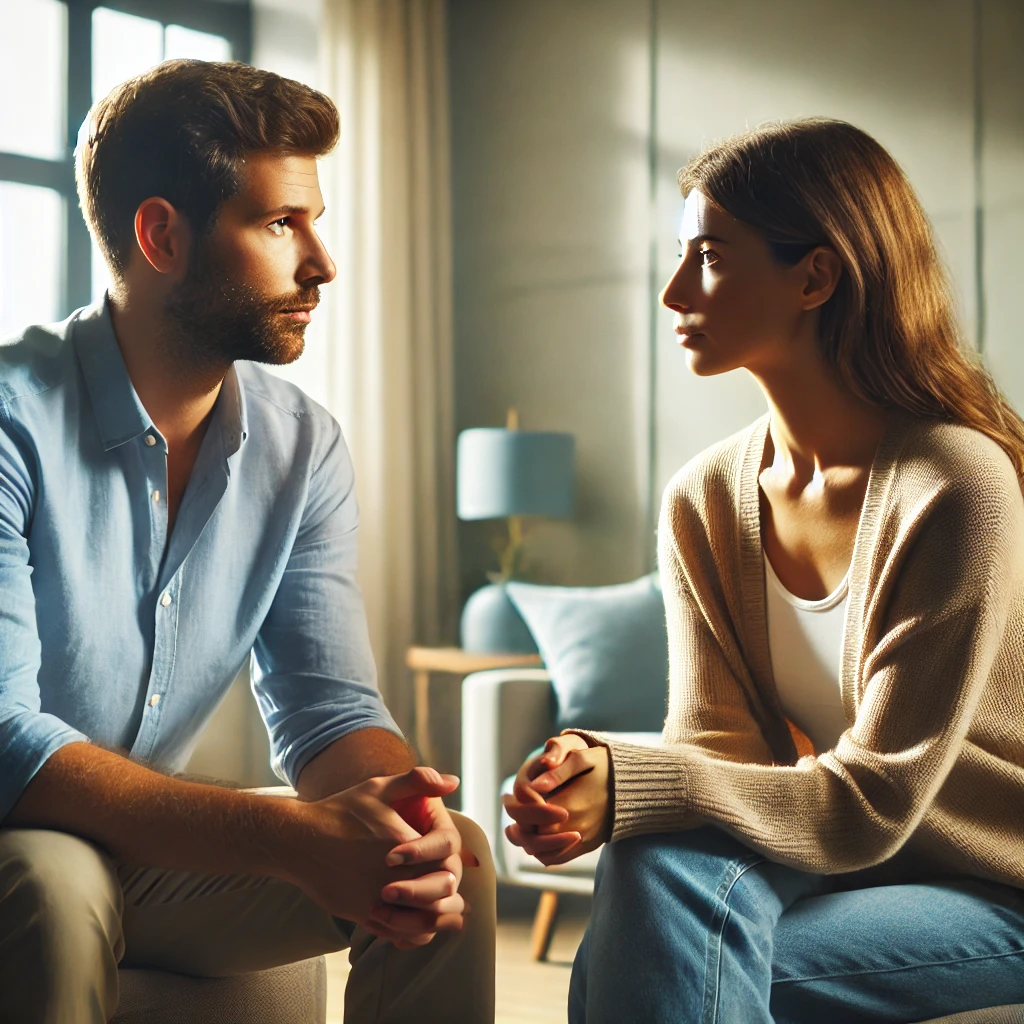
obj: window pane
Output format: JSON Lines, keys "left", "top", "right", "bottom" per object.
{"left": 0, "top": 183, "right": 64, "bottom": 340}
{"left": 92, "top": 7, "right": 164, "bottom": 102}
{"left": 0, "top": 0, "right": 67, "bottom": 159}
{"left": 164, "top": 24, "right": 232, "bottom": 63}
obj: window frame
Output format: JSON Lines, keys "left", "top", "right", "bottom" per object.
{"left": 0, "top": 0, "right": 252, "bottom": 316}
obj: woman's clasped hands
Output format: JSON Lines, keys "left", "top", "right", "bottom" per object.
{"left": 502, "top": 734, "right": 612, "bottom": 867}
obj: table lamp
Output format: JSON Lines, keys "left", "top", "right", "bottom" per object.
{"left": 457, "top": 409, "right": 575, "bottom": 652}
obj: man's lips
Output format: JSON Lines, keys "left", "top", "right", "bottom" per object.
{"left": 278, "top": 306, "right": 316, "bottom": 323}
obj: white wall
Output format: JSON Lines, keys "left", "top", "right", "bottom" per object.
{"left": 448, "top": 0, "right": 654, "bottom": 591}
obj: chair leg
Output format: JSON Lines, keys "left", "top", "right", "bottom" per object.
{"left": 531, "top": 890, "right": 559, "bottom": 961}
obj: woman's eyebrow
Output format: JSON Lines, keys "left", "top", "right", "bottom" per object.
{"left": 678, "top": 233, "right": 730, "bottom": 247}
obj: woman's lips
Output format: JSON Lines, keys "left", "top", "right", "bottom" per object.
{"left": 675, "top": 329, "right": 704, "bottom": 346}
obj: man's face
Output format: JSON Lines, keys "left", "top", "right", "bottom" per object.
{"left": 163, "top": 151, "right": 335, "bottom": 369}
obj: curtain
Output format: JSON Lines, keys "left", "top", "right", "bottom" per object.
{"left": 316, "top": 0, "right": 459, "bottom": 732}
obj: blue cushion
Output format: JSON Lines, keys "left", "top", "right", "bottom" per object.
{"left": 506, "top": 574, "right": 668, "bottom": 732}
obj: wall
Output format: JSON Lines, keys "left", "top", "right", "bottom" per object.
{"left": 448, "top": 0, "right": 654, "bottom": 592}
{"left": 448, "top": 0, "right": 1024, "bottom": 585}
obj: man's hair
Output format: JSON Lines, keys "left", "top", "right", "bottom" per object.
{"left": 76, "top": 59, "right": 340, "bottom": 278}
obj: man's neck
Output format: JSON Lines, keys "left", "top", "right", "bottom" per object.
{"left": 108, "top": 291, "right": 225, "bottom": 449}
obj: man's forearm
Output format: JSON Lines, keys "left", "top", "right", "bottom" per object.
{"left": 296, "top": 727, "right": 417, "bottom": 801}
{"left": 4, "top": 742, "right": 304, "bottom": 878}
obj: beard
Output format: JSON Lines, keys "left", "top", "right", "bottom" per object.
{"left": 162, "top": 242, "right": 319, "bottom": 373}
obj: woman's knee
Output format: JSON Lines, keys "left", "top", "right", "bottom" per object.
{"left": 596, "top": 827, "right": 760, "bottom": 905}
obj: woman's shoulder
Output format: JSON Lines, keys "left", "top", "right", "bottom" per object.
{"left": 896, "top": 416, "right": 1021, "bottom": 504}
{"left": 663, "top": 414, "right": 767, "bottom": 512}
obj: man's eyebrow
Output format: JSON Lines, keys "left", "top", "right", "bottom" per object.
{"left": 255, "top": 204, "right": 327, "bottom": 220}
{"left": 678, "top": 233, "right": 730, "bottom": 247}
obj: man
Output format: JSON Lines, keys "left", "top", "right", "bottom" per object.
{"left": 0, "top": 59, "right": 494, "bottom": 1023}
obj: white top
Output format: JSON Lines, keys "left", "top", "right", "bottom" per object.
{"left": 764, "top": 553, "right": 849, "bottom": 753}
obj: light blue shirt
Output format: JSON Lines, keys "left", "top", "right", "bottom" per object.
{"left": 0, "top": 301, "right": 401, "bottom": 819}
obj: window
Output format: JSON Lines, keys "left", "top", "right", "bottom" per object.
{"left": 0, "top": 0, "right": 251, "bottom": 338}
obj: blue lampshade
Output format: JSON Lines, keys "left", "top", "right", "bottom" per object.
{"left": 457, "top": 429, "right": 574, "bottom": 520}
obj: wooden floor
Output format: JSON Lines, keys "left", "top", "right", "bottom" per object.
{"left": 324, "top": 892, "right": 590, "bottom": 1024}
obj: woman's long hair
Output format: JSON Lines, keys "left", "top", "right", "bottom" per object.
{"left": 679, "top": 118, "right": 1024, "bottom": 477}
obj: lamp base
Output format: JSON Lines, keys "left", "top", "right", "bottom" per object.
{"left": 460, "top": 582, "right": 538, "bottom": 654}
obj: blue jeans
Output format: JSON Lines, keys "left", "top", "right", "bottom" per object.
{"left": 568, "top": 827, "right": 1024, "bottom": 1023}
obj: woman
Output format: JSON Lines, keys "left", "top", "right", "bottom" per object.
{"left": 502, "top": 118, "right": 1024, "bottom": 1023}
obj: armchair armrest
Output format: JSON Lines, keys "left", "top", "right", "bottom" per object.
{"left": 461, "top": 668, "right": 555, "bottom": 860}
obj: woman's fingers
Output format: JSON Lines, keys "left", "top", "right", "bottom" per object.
{"left": 531, "top": 751, "right": 594, "bottom": 795}
{"left": 502, "top": 794, "right": 569, "bottom": 827}
{"left": 505, "top": 822, "right": 581, "bottom": 854}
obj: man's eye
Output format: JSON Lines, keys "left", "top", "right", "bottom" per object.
{"left": 268, "top": 218, "right": 288, "bottom": 236}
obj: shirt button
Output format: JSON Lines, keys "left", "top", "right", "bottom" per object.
{"left": 145, "top": 434, "right": 157, "bottom": 446}
{"left": 148, "top": 693, "right": 161, "bottom": 707}
{"left": 160, "top": 592, "right": 172, "bottom": 607}
{"left": 152, "top": 490, "right": 161, "bottom": 503}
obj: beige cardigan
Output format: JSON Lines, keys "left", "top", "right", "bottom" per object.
{"left": 588, "top": 412, "right": 1024, "bottom": 886}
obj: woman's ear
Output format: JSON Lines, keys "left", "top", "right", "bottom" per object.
{"left": 801, "top": 246, "right": 843, "bottom": 311}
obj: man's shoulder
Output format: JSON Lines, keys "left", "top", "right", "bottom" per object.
{"left": 0, "top": 313, "right": 79, "bottom": 417}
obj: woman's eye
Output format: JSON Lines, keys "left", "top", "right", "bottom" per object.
{"left": 268, "top": 218, "right": 288, "bottom": 237}
{"left": 699, "top": 248, "right": 719, "bottom": 267}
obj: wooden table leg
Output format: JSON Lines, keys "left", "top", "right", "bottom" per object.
{"left": 414, "top": 669, "right": 431, "bottom": 765}
{"left": 531, "top": 890, "right": 560, "bottom": 961}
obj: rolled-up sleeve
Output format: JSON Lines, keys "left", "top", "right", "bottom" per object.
{"left": 251, "top": 416, "right": 403, "bottom": 785}
{"left": 0, "top": 408, "right": 87, "bottom": 821}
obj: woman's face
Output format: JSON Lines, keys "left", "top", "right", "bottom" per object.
{"left": 660, "top": 190, "right": 815, "bottom": 378}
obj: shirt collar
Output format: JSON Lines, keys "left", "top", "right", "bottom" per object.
{"left": 218, "top": 363, "right": 249, "bottom": 460}
{"left": 73, "top": 298, "right": 251, "bottom": 457}
{"left": 73, "top": 299, "right": 152, "bottom": 452}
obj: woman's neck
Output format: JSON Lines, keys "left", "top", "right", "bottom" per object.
{"left": 751, "top": 349, "right": 889, "bottom": 480}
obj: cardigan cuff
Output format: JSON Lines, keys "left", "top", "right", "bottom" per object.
{"left": 566, "top": 730, "right": 697, "bottom": 841}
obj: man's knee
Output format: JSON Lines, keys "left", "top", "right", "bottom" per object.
{"left": 0, "top": 828, "right": 124, "bottom": 958}
{"left": 449, "top": 811, "right": 496, "bottom": 909}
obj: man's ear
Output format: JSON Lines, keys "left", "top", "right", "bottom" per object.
{"left": 134, "top": 197, "right": 189, "bottom": 275}
{"left": 801, "top": 246, "right": 843, "bottom": 311}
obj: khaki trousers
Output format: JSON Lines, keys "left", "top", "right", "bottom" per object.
{"left": 0, "top": 812, "right": 495, "bottom": 1024}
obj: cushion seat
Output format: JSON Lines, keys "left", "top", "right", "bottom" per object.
{"left": 111, "top": 956, "right": 327, "bottom": 1024}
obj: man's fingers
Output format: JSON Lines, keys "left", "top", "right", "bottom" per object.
{"left": 369, "top": 900, "right": 465, "bottom": 936}
{"left": 386, "top": 826, "right": 459, "bottom": 867}
{"left": 348, "top": 803, "right": 421, "bottom": 846}
{"left": 375, "top": 767, "right": 459, "bottom": 806}
{"left": 381, "top": 869, "right": 459, "bottom": 908}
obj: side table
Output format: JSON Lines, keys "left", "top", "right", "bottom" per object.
{"left": 406, "top": 646, "right": 542, "bottom": 768}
